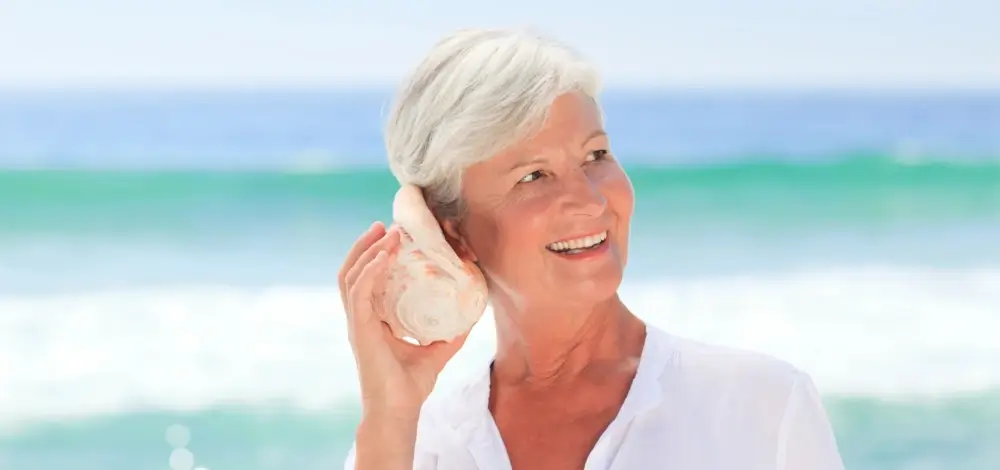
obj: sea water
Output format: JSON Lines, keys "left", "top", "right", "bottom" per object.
{"left": 1, "top": 90, "right": 999, "bottom": 469}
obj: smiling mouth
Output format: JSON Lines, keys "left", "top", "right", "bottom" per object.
{"left": 546, "top": 231, "right": 608, "bottom": 254}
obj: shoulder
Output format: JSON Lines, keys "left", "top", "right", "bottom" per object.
{"left": 637, "top": 327, "right": 844, "bottom": 468}
{"left": 647, "top": 326, "right": 807, "bottom": 412}
{"left": 679, "top": 334, "right": 798, "bottom": 373}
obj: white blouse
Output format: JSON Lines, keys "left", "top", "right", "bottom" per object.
{"left": 344, "top": 325, "right": 845, "bottom": 469}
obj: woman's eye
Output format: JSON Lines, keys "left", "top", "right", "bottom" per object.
{"left": 519, "top": 170, "right": 544, "bottom": 184}
{"left": 586, "top": 149, "right": 609, "bottom": 162}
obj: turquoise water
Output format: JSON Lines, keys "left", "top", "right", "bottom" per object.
{"left": 1, "top": 91, "right": 999, "bottom": 469}
{"left": 3, "top": 394, "right": 998, "bottom": 470}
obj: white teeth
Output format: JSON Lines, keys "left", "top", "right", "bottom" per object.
{"left": 547, "top": 231, "right": 608, "bottom": 252}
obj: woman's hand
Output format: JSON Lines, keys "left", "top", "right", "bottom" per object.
{"left": 339, "top": 221, "right": 469, "bottom": 417}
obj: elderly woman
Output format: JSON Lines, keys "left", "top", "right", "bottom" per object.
{"left": 338, "top": 29, "right": 845, "bottom": 470}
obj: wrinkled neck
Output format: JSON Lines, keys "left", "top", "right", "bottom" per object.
{"left": 490, "top": 294, "right": 646, "bottom": 387}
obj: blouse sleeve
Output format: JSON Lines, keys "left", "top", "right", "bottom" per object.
{"left": 342, "top": 439, "right": 439, "bottom": 469}
{"left": 342, "top": 443, "right": 356, "bottom": 470}
{"left": 777, "top": 371, "right": 846, "bottom": 470}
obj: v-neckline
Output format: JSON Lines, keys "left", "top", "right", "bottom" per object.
{"left": 464, "top": 324, "right": 670, "bottom": 470}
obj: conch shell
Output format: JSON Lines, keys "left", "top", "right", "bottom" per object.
{"left": 383, "top": 184, "right": 488, "bottom": 345}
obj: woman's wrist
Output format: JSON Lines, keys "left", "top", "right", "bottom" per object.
{"left": 361, "top": 393, "right": 426, "bottom": 422}
{"left": 354, "top": 411, "right": 421, "bottom": 469}
{"left": 360, "top": 406, "right": 421, "bottom": 427}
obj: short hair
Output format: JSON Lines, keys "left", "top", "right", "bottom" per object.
{"left": 384, "top": 28, "right": 603, "bottom": 219}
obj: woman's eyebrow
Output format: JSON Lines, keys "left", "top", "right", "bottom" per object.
{"left": 581, "top": 130, "right": 607, "bottom": 145}
{"left": 507, "top": 156, "right": 546, "bottom": 173}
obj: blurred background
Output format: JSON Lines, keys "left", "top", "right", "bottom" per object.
{"left": 1, "top": 1, "right": 999, "bottom": 469}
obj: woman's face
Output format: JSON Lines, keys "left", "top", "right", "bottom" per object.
{"left": 453, "top": 92, "right": 635, "bottom": 310}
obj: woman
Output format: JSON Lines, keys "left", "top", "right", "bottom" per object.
{"left": 338, "top": 28, "right": 845, "bottom": 470}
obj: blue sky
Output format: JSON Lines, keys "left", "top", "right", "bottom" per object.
{"left": 1, "top": 0, "right": 998, "bottom": 89}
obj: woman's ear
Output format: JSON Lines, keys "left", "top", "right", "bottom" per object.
{"left": 440, "top": 218, "right": 478, "bottom": 263}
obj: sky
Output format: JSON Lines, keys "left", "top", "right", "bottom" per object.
{"left": 1, "top": 0, "right": 998, "bottom": 90}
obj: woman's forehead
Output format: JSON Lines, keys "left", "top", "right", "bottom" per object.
{"left": 528, "top": 93, "right": 604, "bottom": 146}
{"left": 460, "top": 93, "right": 605, "bottom": 187}
{"left": 494, "top": 95, "right": 605, "bottom": 161}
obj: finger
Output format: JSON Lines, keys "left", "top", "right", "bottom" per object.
{"left": 338, "top": 222, "right": 385, "bottom": 287}
{"left": 338, "top": 222, "right": 385, "bottom": 304}
{"left": 368, "top": 245, "right": 399, "bottom": 314}
{"left": 346, "top": 250, "right": 391, "bottom": 331}
{"left": 344, "top": 227, "right": 398, "bottom": 293}
{"left": 344, "top": 227, "right": 401, "bottom": 290}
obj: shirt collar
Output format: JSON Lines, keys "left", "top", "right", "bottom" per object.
{"left": 437, "top": 322, "right": 677, "bottom": 434}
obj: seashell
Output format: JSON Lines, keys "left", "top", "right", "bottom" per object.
{"left": 382, "top": 184, "right": 488, "bottom": 345}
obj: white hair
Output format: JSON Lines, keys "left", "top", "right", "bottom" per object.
{"left": 384, "top": 28, "right": 603, "bottom": 219}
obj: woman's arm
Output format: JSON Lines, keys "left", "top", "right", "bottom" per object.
{"left": 348, "top": 410, "right": 422, "bottom": 470}
{"left": 777, "top": 371, "right": 846, "bottom": 470}
{"left": 337, "top": 223, "right": 465, "bottom": 470}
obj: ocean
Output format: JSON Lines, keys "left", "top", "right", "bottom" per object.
{"left": 0, "top": 90, "right": 998, "bottom": 469}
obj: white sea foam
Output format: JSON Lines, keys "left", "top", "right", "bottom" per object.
{"left": 1, "top": 266, "right": 998, "bottom": 423}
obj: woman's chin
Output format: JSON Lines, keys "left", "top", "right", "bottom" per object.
{"left": 551, "top": 268, "right": 624, "bottom": 305}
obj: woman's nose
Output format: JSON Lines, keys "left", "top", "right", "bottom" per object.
{"left": 561, "top": 167, "right": 607, "bottom": 217}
